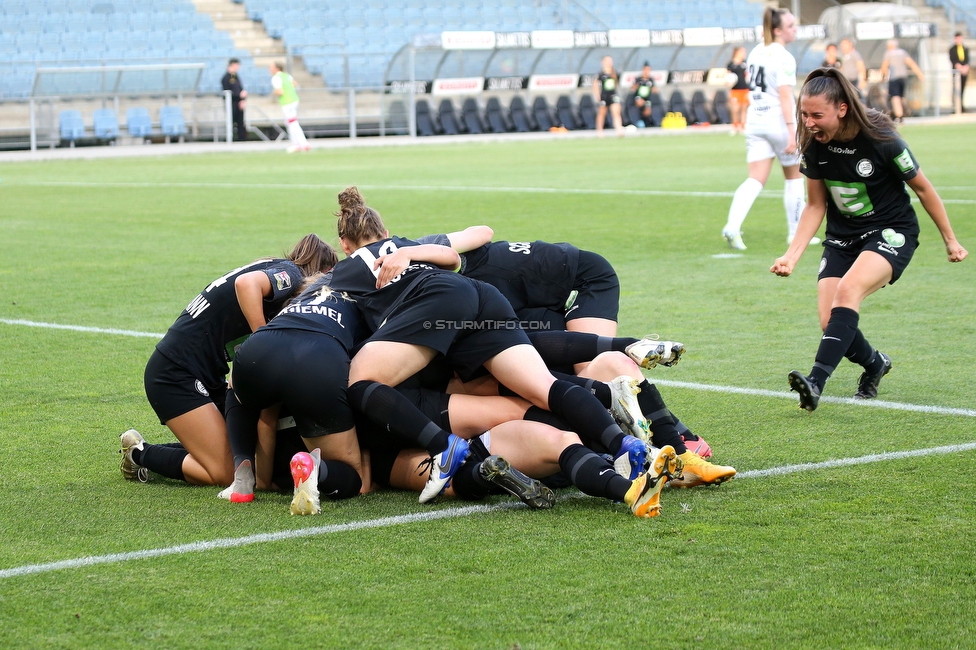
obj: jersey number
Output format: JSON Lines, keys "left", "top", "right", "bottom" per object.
{"left": 352, "top": 241, "right": 402, "bottom": 282}
{"left": 747, "top": 65, "right": 767, "bottom": 93}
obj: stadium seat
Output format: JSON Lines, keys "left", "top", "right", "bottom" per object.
{"left": 159, "top": 105, "right": 186, "bottom": 142}
{"left": 437, "top": 99, "right": 463, "bottom": 135}
{"left": 669, "top": 90, "right": 689, "bottom": 118}
{"left": 555, "top": 96, "right": 581, "bottom": 130}
{"left": 712, "top": 90, "right": 730, "bottom": 124}
{"left": 690, "top": 90, "right": 713, "bottom": 125}
{"left": 461, "top": 98, "right": 486, "bottom": 134}
{"left": 484, "top": 97, "right": 512, "bottom": 133}
{"left": 125, "top": 107, "right": 152, "bottom": 138}
{"left": 649, "top": 92, "right": 666, "bottom": 126}
{"left": 59, "top": 109, "right": 85, "bottom": 146}
{"left": 415, "top": 100, "right": 439, "bottom": 136}
{"left": 532, "top": 96, "right": 555, "bottom": 131}
{"left": 92, "top": 108, "right": 119, "bottom": 140}
{"left": 577, "top": 95, "right": 597, "bottom": 129}
{"left": 509, "top": 96, "right": 536, "bottom": 132}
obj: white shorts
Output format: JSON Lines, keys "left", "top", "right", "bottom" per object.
{"left": 745, "top": 126, "right": 800, "bottom": 166}
{"left": 281, "top": 101, "right": 300, "bottom": 122}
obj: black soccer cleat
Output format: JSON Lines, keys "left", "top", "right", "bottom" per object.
{"left": 479, "top": 455, "right": 555, "bottom": 510}
{"left": 788, "top": 370, "right": 821, "bottom": 412}
{"left": 854, "top": 352, "right": 892, "bottom": 400}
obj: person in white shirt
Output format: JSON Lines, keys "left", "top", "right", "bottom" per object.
{"left": 721, "top": 8, "right": 817, "bottom": 250}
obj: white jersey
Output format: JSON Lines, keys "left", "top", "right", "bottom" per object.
{"left": 744, "top": 42, "right": 796, "bottom": 131}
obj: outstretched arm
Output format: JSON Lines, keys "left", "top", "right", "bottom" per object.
{"left": 771, "top": 178, "right": 828, "bottom": 276}
{"left": 907, "top": 170, "right": 968, "bottom": 262}
{"left": 445, "top": 225, "right": 494, "bottom": 253}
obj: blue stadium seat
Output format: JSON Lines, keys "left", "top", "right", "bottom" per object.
{"left": 93, "top": 108, "right": 119, "bottom": 139}
{"left": 126, "top": 107, "right": 153, "bottom": 137}
{"left": 159, "top": 105, "right": 186, "bottom": 139}
{"left": 59, "top": 109, "right": 85, "bottom": 143}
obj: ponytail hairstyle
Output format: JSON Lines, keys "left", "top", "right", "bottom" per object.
{"left": 763, "top": 7, "right": 789, "bottom": 46}
{"left": 335, "top": 186, "right": 386, "bottom": 249}
{"left": 797, "top": 67, "right": 898, "bottom": 153}
{"left": 287, "top": 233, "right": 338, "bottom": 276}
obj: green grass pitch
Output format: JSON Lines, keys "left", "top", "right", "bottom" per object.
{"left": 1, "top": 125, "right": 974, "bottom": 649}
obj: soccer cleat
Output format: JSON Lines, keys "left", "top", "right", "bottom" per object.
{"left": 681, "top": 432, "right": 712, "bottom": 458}
{"left": 625, "top": 337, "right": 685, "bottom": 369}
{"left": 218, "top": 459, "right": 256, "bottom": 503}
{"left": 479, "top": 455, "right": 555, "bottom": 509}
{"left": 419, "top": 433, "right": 470, "bottom": 503}
{"left": 290, "top": 448, "right": 321, "bottom": 516}
{"left": 613, "top": 435, "right": 649, "bottom": 481}
{"left": 786, "top": 235, "right": 822, "bottom": 246}
{"left": 608, "top": 376, "right": 650, "bottom": 442}
{"left": 625, "top": 445, "right": 679, "bottom": 518}
{"left": 854, "top": 352, "right": 892, "bottom": 400}
{"left": 722, "top": 230, "right": 747, "bottom": 250}
{"left": 669, "top": 451, "right": 736, "bottom": 488}
{"left": 788, "top": 370, "right": 821, "bottom": 412}
{"left": 119, "top": 429, "right": 149, "bottom": 483}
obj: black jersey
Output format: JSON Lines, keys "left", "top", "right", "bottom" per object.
{"left": 597, "top": 71, "right": 619, "bottom": 97}
{"left": 633, "top": 75, "right": 655, "bottom": 100}
{"left": 801, "top": 131, "right": 920, "bottom": 241}
{"left": 727, "top": 61, "right": 748, "bottom": 90}
{"left": 264, "top": 275, "right": 365, "bottom": 352}
{"left": 327, "top": 236, "right": 449, "bottom": 332}
{"left": 461, "top": 240, "right": 580, "bottom": 313}
{"left": 155, "top": 259, "right": 303, "bottom": 387}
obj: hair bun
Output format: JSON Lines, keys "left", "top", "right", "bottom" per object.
{"left": 338, "top": 186, "right": 365, "bottom": 211}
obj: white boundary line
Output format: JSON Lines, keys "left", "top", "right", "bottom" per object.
{"left": 2, "top": 441, "right": 975, "bottom": 580}
{"left": 0, "top": 318, "right": 164, "bottom": 339}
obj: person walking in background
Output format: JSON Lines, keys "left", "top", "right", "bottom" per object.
{"left": 593, "top": 56, "right": 623, "bottom": 137}
{"left": 879, "top": 39, "right": 925, "bottom": 123}
{"left": 727, "top": 46, "right": 749, "bottom": 135}
{"left": 721, "top": 8, "right": 816, "bottom": 250}
{"left": 839, "top": 38, "right": 867, "bottom": 100}
{"left": 949, "top": 33, "right": 970, "bottom": 112}
{"left": 270, "top": 61, "right": 310, "bottom": 152}
{"left": 221, "top": 58, "right": 248, "bottom": 142}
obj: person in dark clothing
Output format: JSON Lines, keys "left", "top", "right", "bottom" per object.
{"left": 949, "top": 33, "right": 970, "bottom": 112}
{"left": 221, "top": 58, "right": 248, "bottom": 142}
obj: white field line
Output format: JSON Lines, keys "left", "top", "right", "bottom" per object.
{"left": 8, "top": 180, "right": 976, "bottom": 204}
{"left": 3, "top": 318, "right": 975, "bottom": 418}
{"left": 2, "top": 441, "right": 975, "bottom": 581}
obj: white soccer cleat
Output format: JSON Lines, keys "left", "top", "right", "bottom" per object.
{"left": 419, "top": 434, "right": 470, "bottom": 503}
{"left": 119, "top": 429, "right": 149, "bottom": 483}
{"left": 608, "top": 376, "right": 650, "bottom": 442}
{"left": 625, "top": 337, "right": 685, "bottom": 369}
{"left": 218, "top": 459, "right": 256, "bottom": 503}
{"left": 723, "top": 230, "right": 747, "bottom": 250}
{"left": 290, "top": 448, "right": 322, "bottom": 516}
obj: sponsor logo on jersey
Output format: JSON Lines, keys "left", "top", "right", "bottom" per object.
{"left": 819, "top": 257, "right": 827, "bottom": 275}
{"left": 274, "top": 271, "right": 292, "bottom": 291}
{"left": 881, "top": 228, "right": 906, "bottom": 248}
{"left": 194, "top": 380, "right": 209, "bottom": 396}
{"left": 856, "top": 158, "right": 874, "bottom": 177}
{"left": 828, "top": 145, "right": 857, "bottom": 154}
{"left": 894, "top": 148, "right": 915, "bottom": 173}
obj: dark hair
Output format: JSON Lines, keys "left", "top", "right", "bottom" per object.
{"left": 643, "top": 61, "right": 650, "bottom": 67}
{"left": 826, "top": 43, "right": 837, "bottom": 50}
{"left": 335, "top": 186, "right": 386, "bottom": 248}
{"left": 797, "top": 68, "right": 898, "bottom": 153}
{"left": 763, "top": 7, "right": 790, "bottom": 46}
{"left": 287, "top": 233, "right": 338, "bottom": 276}
{"left": 956, "top": 32, "right": 963, "bottom": 38}
{"left": 228, "top": 58, "right": 240, "bottom": 66}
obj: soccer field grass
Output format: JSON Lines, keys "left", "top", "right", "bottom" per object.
{"left": 1, "top": 126, "right": 975, "bottom": 649}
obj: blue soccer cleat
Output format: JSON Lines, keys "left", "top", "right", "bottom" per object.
{"left": 419, "top": 433, "right": 470, "bottom": 503}
{"left": 613, "top": 435, "right": 649, "bottom": 481}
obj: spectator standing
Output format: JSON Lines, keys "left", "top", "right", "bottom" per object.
{"left": 270, "top": 61, "right": 310, "bottom": 152}
{"left": 821, "top": 43, "right": 842, "bottom": 70}
{"left": 221, "top": 58, "right": 248, "bottom": 142}
{"left": 949, "top": 32, "right": 970, "bottom": 112}
{"left": 839, "top": 38, "right": 868, "bottom": 99}
{"left": 879, "top": 39, "right": 925, "bottom": 123}
{"left": 727, "top": 46, "right": 749, "bottom": 134}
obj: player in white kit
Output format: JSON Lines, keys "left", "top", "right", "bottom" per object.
{"left": 722, "top": 8, "right": 818, "bottom": 250}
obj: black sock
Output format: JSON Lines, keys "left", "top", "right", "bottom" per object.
{"left": 139, "top": 443, "right": 189, "bottom": 481}
{"left": 673, "top": 416, "right": 695, "bottom": 440}
{"left": 318, "top": 460, "right": 362, "bottom": 500}
{"left": 845, "top": 327, "right": 880, "bottom": 371}
{"left": 451, "top": 459, "right": 492, "bottom": 501}
{"left": 523, "top": 406, "right": 573, "bottom": 430}
{"left": 159, "top": 442, "right": 186, "bottom": 449}
{"left": 225, "top": 387, "right": 260, "bottom": 470}
{"left": 527, "top": 331, "right": 639, "bottom": 367}
{"left": 548, "top": 380, "right": 625, "bottom": 454}
{"left": 810, "top": 307, "right": 860, "bottom": 391}
{"left": 348, "top": 380, "right": 450, "bottom": 455}
{"left": 636, "top": 380, "right": 686, "bottom": 454}
{"left": 551, "top": 371, "right": 612, "bottom": 406}
{"left": 558, "top": 444, "right": 631, "bottom": 502}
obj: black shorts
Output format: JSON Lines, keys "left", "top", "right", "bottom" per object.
{"left": 516, "top": 307, "right": 567, "bottom": 333}
{"left": 819, "top": 228, "right": 918, "bottom": 285}
{"left": 144, "top": 349, "right": 227, "bottom": 424}
{"left": 600, "top": 92, "right": 620, "bottom": 106}
{"left": 566, "top": 250, "right": 619, "bottom": 322}
{"left": 446, "top": 281, "right": 532, "bottom": 382}
{"left": 888, "top": 77, "right": 906, "bottom": 98}
{"left": 232, "top": 328, "right": 354, "bottom": 438}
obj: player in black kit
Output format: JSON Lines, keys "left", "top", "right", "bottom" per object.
{"left": 328, "top": 187, "right": 671, "bottom": 514}
{"left": 771, "top": 69, "right": 968, "bottom": 411}
{"left": 631, "top": 62, "right": 658, "bottom": 127}
{"left": 593, "top": 55, "right": 623, "bottom": 137}
{"left": 120, "top": 234, "right": 337, "bottom": 486}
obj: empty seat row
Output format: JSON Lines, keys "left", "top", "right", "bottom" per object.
{"left": 57, "top": 106, "right": 186, "bottom": 145}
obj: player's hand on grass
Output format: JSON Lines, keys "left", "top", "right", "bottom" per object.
{"left": 947, "top": 240, "right": 968, "bottom": 262}
{"left": 770, "top": 256, "right": 795, "bottom": 277}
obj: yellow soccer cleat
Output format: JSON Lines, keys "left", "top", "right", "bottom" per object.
{"left": 624, "top": 445, "right": 679, "bottom": 518}
{"left": 669, "top": 451, "right": 736, "bottom": 488}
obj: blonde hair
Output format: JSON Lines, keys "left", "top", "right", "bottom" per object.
{"left": 335, "top": 186, "right": 386, "bottom": 248}
{"left": 763, "top": 8, "right": 790, "bottom": 46}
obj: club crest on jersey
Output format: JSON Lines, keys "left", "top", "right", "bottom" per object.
{"left": 856, "top": 159, "right": 874, "bottom": 177}
{"left": 273, "top": 271, "right": 292, "bottom": 291}
{"left": 194, "top": 380, "right": 210, "bottom": 396}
